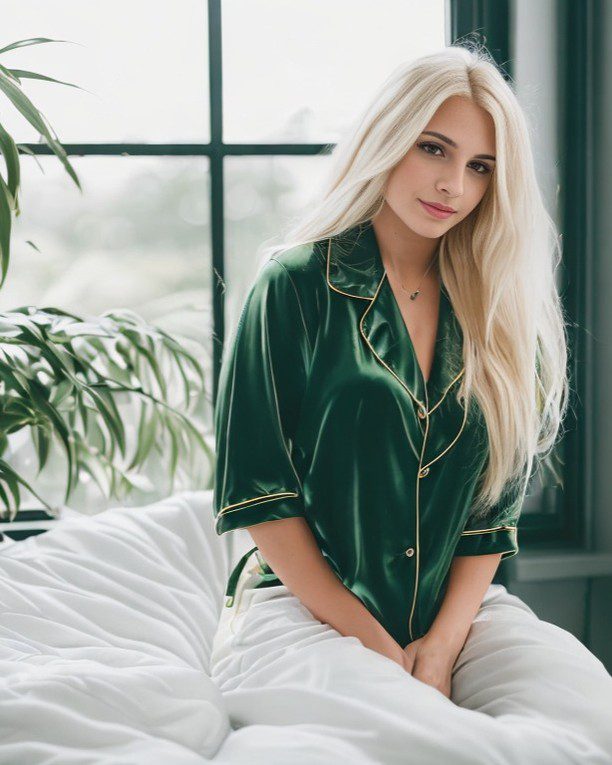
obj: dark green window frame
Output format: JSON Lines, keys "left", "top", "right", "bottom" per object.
{"left": 4, "top": 1, "right": 591, "bottom": 555}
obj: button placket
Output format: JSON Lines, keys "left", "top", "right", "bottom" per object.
{"left": 408, "top": 383, "right": 431, "bottom": 643}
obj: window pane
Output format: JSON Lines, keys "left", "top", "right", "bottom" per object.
{"left": 1, "top": 1, "right": 209, "bottom": 143}
{"left": 224, "top": 155, "right": 332, "bottom": 338}
{"left": 1, "top": 155, "right": 212, "bottom": 513}
{"left": 223, "top": 0, "right": 446, "bottom": 143}
{"left": 512, "top": 0, "right": 564, "bottom": 517}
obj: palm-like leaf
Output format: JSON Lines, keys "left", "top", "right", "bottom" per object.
{"left": 0, "top": 37, "right": 82, "bottom": 287}
{"left": 0, "top": 38, "right": 212, "bottom": 520}
{"left": 0, "top": 305, "right": 209, "bottom": 521}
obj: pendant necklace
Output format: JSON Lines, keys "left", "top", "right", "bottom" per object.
{"left": 386, "top": 247, "right": 440, "bottom": 300}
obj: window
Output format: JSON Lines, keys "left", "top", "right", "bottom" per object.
{"left": 1, "top": 2, "right": 581, "bottom": 553}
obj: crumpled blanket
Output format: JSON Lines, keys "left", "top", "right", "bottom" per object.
{"left": 210, "top": 567, "right": 612, "bottom": 765}
{"left": 1, "top": 488, "right": 611, "bottom": 764}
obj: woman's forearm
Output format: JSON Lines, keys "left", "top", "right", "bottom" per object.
{"left": 425, "top": 553, "right": 502, "bottom": 655}
{"left": 245, "top": 516, "right": 407, "bottom": 669}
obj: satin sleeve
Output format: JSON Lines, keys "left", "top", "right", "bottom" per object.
{"left": 454, "top": 462, "right": 531, "bottom": 560}
{"left": 213, "top": 258, "right": 310, "bottom": 536}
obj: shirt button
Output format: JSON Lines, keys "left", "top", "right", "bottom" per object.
{"left": 418, "top": 466, "right": 430, "bottom": 478}
{"left": 405, "top": 547, "right": 415, "bottom": 557}
{"left": 417, "top": 406, "right": 427, "bottom": 419}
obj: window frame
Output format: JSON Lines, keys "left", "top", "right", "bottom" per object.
{"left": 3, "top": 1, "right": 590, "bottom": 556}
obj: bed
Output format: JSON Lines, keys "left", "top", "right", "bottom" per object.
{"left": 1, "top": 490, "right": 611, "bottom": 764}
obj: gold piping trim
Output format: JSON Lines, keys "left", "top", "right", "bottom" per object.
{"left": 326, "top": 233, "right": 471, "bottom": 641}
{"left": 426, "top": 369, "right": 465, "bottom": 415}
{"left": 326, "top": 236, "right": 465, "bottom": 416}
{"left": 358, "top": 273, "right": 423, "bottom": 461}
{"left": 420, "top": 395, "right": 469, "bottom": 472}
{"left": 460, "top": 525, "right": 517, "bottom": 536}
{"left": 408, "top": 382, "right": 430, "bottom": 641}
{"left": 326, "top": 237, "right": 374, "bottom": 301}
{"left": 358, "top": 270, "right": 426, "bottom": 411}
{"left": 356, "top": 261, "right": 471, "bottom": 641}
{"left": 217, "top": 491, "right": 299, "bottom": 517}
{"left": 326, "top": 235, "right": 465, "bottom": 415}
{"left": 407, "top": 383, "right": 470, "bottom": 641}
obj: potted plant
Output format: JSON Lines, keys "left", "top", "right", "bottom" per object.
{"left": 0, "top": 37, "right": 212, "bottom": 523}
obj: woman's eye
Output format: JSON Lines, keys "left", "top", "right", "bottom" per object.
{"left": 416, "top": 141, "right": 492, "bottom": 175}
{"left": 417, "top": 141, "right": 442, "bottom": 156}
{"left": 470, "top": 161, "right": 492, "bottom": 175}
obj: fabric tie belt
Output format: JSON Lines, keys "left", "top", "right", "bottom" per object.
{"left": 224, "top": 545, "right": 280, "bottom": 607}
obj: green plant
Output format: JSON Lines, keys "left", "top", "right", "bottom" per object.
{"left": 0, "top": 37, "right": 210, "bottom": 520}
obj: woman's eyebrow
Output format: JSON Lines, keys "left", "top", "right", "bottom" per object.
{"left": 421, "top": 130, "right": 496, "bottom": 161}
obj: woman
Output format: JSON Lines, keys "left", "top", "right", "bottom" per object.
{"left": 210, "top": 45, "right": 612, "bottom": 759}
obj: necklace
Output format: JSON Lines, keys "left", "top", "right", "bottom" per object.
{"left": 386, "top": 247, "right": 440, "bottom": 300}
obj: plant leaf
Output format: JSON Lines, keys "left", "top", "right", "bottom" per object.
{"left": 0, "top": 174, "right": 12, "bottom": 284}
{"left": 0, "top": 69, "right": 81, "bottom": 191}
{"left": 0, "top": 37, "right": 72, "bottom": 56}
{"left": 8, "top": 68, "right": 87, "bottom": 93}
{"left": 0, "top": 121, "right": 20, "bottom": 204}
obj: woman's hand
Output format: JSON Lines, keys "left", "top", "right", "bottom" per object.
{"left": 402, "top": 633, "right": 459, "bottom": 698}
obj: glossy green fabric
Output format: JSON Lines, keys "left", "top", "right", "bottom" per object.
{"left": 213, "top": 221, "right": 528, "bottom": 646}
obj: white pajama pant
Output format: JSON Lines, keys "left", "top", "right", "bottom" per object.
{"left": 210, "top": 564, "right": 612, "bottom": 764}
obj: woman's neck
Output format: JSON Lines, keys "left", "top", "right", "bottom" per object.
{"left": 371, "top": 205, "right": 441, "bottom": 279}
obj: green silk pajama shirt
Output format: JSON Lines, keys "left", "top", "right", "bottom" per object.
{"left": 213, "top": 220, "right": 528, "bottom": 646}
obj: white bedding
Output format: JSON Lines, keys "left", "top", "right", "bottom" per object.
{"left": 211, "top": 573, "right": 612, "bottom": 764}
{"left": 0, "top": 489, "right": 611, "bottom": 764}
{"left": 0, "top": 491, "right": 230, "bottom": 763}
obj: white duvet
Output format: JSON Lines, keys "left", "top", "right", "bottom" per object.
{"left": 0, "top": 489, "right": 611, "bottom": 764}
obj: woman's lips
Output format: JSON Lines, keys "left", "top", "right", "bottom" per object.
{"left": 418, "top": 199, "right": 455, "bottom": 219}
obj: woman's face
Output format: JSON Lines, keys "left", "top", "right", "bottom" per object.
{"left": 384, "top": 95, "right": 496, "bottom": 237}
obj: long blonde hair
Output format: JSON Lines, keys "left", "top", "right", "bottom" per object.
{"left": 255, "top": 43, "right": 569, "bottom": 520}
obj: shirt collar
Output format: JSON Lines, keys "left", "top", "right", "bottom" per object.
{"left": 326, "top": 221, "right": 385, "bottom": 300}
{"left": 324, "top": 219, "right": 466, "bottom": 413}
